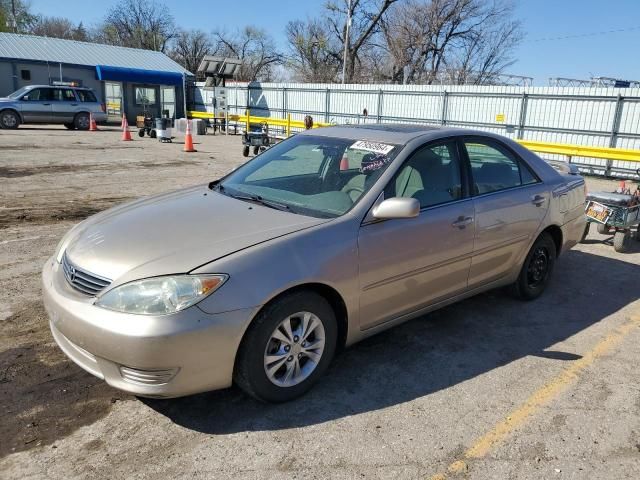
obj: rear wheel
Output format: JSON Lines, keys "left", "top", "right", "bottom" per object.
{"left": 74, "top": 112, "right": 90, "bottom": 130}
{"left": 596, "top": 223, "right": 611, "bottom": 235}
{"left": 242, "top": 145, "right": 250, "bottom": 157}
{"left": 234, "top": 292, "right": 337, "bottom": 403}
{"left": 63, "top": 122, "right": 76, "bottom": 130}
{"left": 510, "top": 232, "right": 556, "bottom": 301}
{"left": 253, "top": 145, "right": 260, "bottom": 155}
{"left": 0, "top": 110, "right": 19, "bottom": 129}
{"left": 613, "top": 230, "right": 631, "bottom": 253}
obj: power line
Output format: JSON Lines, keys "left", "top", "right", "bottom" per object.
{"left": 527, "top": 25, "right": 640, "bottom": 43}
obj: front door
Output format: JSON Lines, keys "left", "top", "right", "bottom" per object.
{"left": 462, "top": 138, "right": 549, "bottom": 288}
{"left": 357, "top": 141, "right": 475, "bottom": 330}
{"left": 19, "top": 87, "right": 52, "bottom": 123}
{"left": 105, "top": 82, "right": 123, "bottom": 122}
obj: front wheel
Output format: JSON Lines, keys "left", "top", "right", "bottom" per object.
{"left": 0, "top": 110, "right": 20, "bottom": 129}
{"left": 234, "top": 292, "right": 337, "bottom": 403}
{"left": 613, "top": 230, "right": 631, "bottom": 253}
{"left": 510, "top": 232, "right": 556, "bottom": 301}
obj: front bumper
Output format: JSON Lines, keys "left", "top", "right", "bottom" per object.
{"left": 42, "top": 257, "right": 258, "bottom": 398}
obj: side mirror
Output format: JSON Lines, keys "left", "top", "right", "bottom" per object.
{"left": 372, "top": 197, "right": 420, "bottom": 219}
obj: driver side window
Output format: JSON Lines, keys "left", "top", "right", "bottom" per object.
{"left": 385, "top": 142, "right": 463, "bottom": 208}
{"left": 22, "top": 88, "right": 51, "bottom": 101}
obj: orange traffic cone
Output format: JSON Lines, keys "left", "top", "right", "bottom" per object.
{"left": 339, "top": 153, "right": 349, "bottom": 171}
{"left": 121, "top": 114, "right": 132, "bottom": 141}
{"left": 184, "top": 119, "right": 196, "bottom": 152}
{"left": 89, "top": 112, "right": 98, "bottom": 131}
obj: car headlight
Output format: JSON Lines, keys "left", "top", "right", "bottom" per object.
{"left": 94, "top": 274, "right": 228, "bottom": 315}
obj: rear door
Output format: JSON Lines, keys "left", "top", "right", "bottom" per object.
{"left": 357, "top": 140, "right": 475, "bottom": 330}
{"left": 462, "top": 137, "right": 549, "bottom": 288}
{"left": 51, "top": 88, "right": 79, "bottom": 123}
{"left": 19, "top": 88, "right": 53, "bottom": 123}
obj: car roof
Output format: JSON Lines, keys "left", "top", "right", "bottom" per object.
{"left": 300, "top": 123, "right": 496, "bottom": 144}
{"left": 22, "top": 85, "right": 93, "bottom": 90}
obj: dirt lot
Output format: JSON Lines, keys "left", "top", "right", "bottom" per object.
{"left": 1, "top": 125, "right": 639, "bottom": 479}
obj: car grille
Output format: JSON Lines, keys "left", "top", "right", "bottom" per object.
{"left": 62, "top": 253, "right": 111, "bottom": 296}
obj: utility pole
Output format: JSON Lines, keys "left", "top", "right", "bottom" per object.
{"left": 341, "top": 0, "right": 352, "bottom": 84}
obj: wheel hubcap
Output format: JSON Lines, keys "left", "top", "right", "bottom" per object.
{"left": 264, "top": 311, "right": 325, "bottom": 387}
{"left": 2, "top": 113, "right": 16, "bottom": 127}
{"left": 78, "top": 116, "right": 89, "bottom": 128}
{"left": 527, "top": 246, "right": 549, "bottom": 288}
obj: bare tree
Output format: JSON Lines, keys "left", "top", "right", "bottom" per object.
{"left": 0, "top": 0, "right": 37, "bottom": 33}
{"left": 95, "top": 0, "right": 176, "bottom": 52}
{"left": 380, "top": 0, "right": 523, "bottom": 84}
{"left": 31, "top": 16, "right": 89, "bottom": 41}
{"left": 212, "top": 26, "right": 282, "bottom": 81}
{"left": 169, "top": 29, "right": 212, "bottom": 75}
{"left": 325, "top": 0, "right": 400, "bottom": 82}
{"left": 285, "top": 19, "right": 341, "bottom": 82}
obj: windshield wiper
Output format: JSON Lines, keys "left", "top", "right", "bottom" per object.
{"left": 216, "top": 185, "right": 291, "bottom": 212}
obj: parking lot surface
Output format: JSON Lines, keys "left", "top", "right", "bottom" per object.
{"left": 1, "top": 126, "right": 639, "bottom": 479}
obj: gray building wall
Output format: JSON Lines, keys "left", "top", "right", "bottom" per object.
{"left": 0, "top": 60, "right": 103, "bottom": 99}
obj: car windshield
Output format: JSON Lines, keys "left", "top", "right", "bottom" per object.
{"left": 217, "top": 135, "right": 401, "bottom": 218}
{"left": 7, "top": 86, "right": 31, "bottom": 99}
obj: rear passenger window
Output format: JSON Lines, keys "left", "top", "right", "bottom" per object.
{"left": 465, "top": 141, "right": 538, "bottom": 195}
{"left": 386, "top": 142, "right": 463, "bottom": 208}
{"left": 77, "top": 90, "right": 97, "bottom": 102}
{"left": 51, "top": 89, "right": 77, "bottom": 101}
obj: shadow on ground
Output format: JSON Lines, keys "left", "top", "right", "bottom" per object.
{"left": 145, "top": 249, "right": 640, "bottom": 433}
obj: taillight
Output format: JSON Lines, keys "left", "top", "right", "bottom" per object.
{"left": 100, "top": 103, "right": 106, "bottom": 113}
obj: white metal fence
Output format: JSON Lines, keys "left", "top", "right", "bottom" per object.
{"left": 193, "top": 82, "right": 640, "bottom": 177}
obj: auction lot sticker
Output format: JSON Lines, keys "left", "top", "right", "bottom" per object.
{"left": 350, "top": 140, "right": 394, "bottom": 155}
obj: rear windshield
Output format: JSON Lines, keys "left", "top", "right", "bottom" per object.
{"left": 76, "top": 90, "right": 97, "bottom": 102}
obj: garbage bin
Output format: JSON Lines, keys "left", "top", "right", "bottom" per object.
{"left": 155, "top": 118, "right": 172, "bottom": 143}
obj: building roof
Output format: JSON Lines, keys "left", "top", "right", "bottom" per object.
{"left": 0, "top": 33, "right": 191, "bottom": 75}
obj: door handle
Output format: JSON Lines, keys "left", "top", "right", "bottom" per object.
{"left": 42, "top": 103, "right": 51, "bottom": 106}
{"left": 531, "top": 195, "right": 546, "bottom": 206}
{"left": 452, "top": 216, "right": 474, "bottom": 229}
{"left": 71, "top": 103, "right": 78, "bottom": 106}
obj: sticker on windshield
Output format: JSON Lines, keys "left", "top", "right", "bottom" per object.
{"left": 350, "top": 140, "right": 394, "bottom": 155}
{"left": 360, "top": 153, "right": 392, "bottom": 173}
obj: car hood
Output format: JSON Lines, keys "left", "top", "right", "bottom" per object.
{"left": 64, "top": 185, "right": 329, "bottom": 285}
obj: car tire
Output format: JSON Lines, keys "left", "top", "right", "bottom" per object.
{"left": 596, "top": 223, "right": 610, "bottom": 235}
{"left": 510, "top": 232, "right": 556, "bottom": 301}
{"left": 63, "top": 122, "right": 76, "bottom": 130}
{"left": 74, "top": 112, "right": 90, "bottom": 130}
{"left": 234, "top": 291, "right": 337, "bottom": 403}
{"left": 613, "top": 230, "right": 631, "bottom": 253}
{"left": 0, "top": 110, "right": 20, "bottom": 129}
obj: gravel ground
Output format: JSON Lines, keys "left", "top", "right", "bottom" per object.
{"left": 1, "top": 125, "right": 639, "bottom": 479}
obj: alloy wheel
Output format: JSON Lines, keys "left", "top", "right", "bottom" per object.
{"left": 263, "top": 311, "right": 325, "bottom": 387}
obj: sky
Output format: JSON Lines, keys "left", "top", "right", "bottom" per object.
{"left": 28, "top": 0, "right": 640, "bottom": 85}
